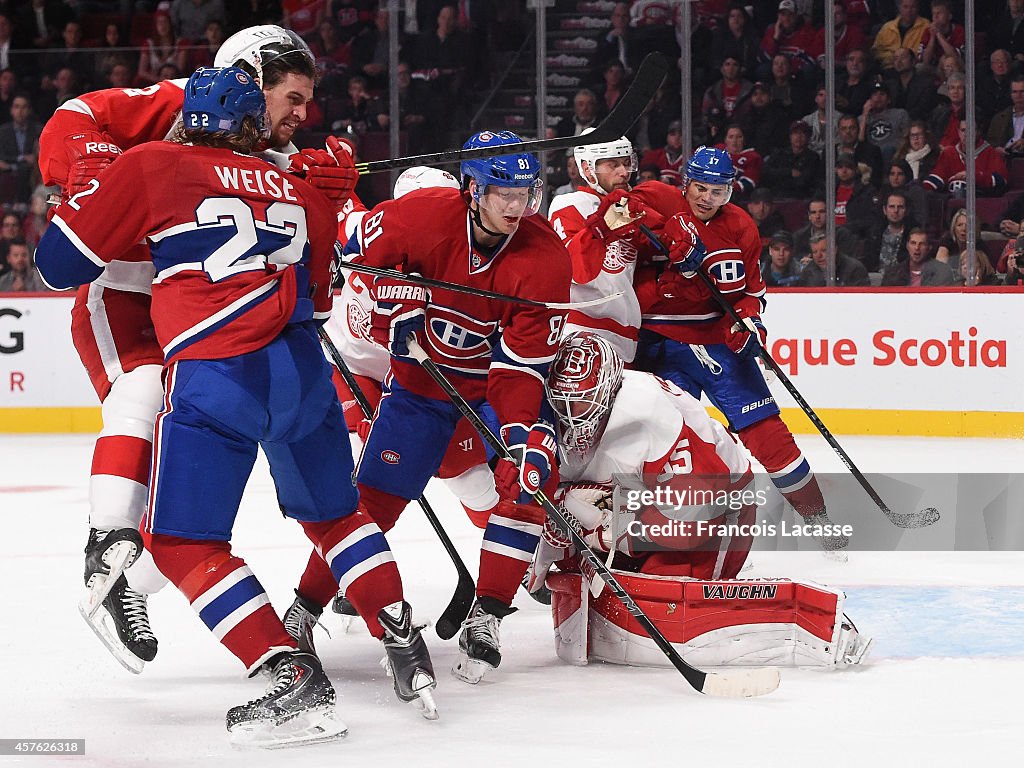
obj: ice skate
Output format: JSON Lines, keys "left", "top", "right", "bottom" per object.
{"left": 227, "top": 651, "right": 346, "bottom": 749}
{"left": 836, "top": 614, "right": 873, "bottom": 665}
{"left": 453, "top": 597, "right": 516, "bottom": 685}
{"left": 79, "top": 528, "right": 157, "bottom": 673}
{"left": 283, "top": 591, "right": 327, "bottom": 654}
{"left": 378, "top": 601, "right": 438, "bottom": 720}
{"left": 330, "top": 591, "right": 358, "bottom": 633}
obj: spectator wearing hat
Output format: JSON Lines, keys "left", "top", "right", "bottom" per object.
{"left": 884, "top": 47, "right": 936, "bottom": 121}
{"left": 746, "top": 188, "right": 787, "bottom": 251}
{"left": 793, "top": 197, "right": 859, "bottom": 263}
{"left": 762, "top": 120, "right": 822, "bottom": 198}
{"left": 799, "top": 231, "right": 871, "bottom": 287}
{"left": 872, "top": 0, "right": 930, "bottom": 70}
{"left": 923, "top": 119, "right": 1009, "bottom": 197}
{"left": 836, "top": 48, "right": 876, "bottom": 118}
{"left": 639, "top": 119, "right": 686, "bottom": 178}
{"left": 719, "top": 123, "right": 762, "bottom": 198}
{"left": 736, "top": 81, "right": 791, "bottom": 157}
{"left": 881, "top": 228, "right": 954, "bottom": 286}
{"left": 860, "top": 81, "right": 910, "bottom": 164}
{"left": 834, "top": 152, "right": 879, "bottom": 243}
{"left": 759, "top": 0, "right": 819, "bottom": 81}
{"left": 702, "top": 55, "right": 754, "bottom": 121}
{"left": 862, "top": 190, "right": 917, "bottom": 273}
{"left": 762, "top": 230, "right": 802, "bottom": 287}
{"left": 837, "top": 112, "right": 885, "bottom": 187}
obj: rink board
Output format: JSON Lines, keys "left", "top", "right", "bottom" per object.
{"left": 0, "top": 290, "right": 1020, "bottom": 436}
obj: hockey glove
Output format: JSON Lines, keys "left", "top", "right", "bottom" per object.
{"left": 723, "top": 313, "right": 768, "bottom": 359}
{"left": 663, "top": 213, "right": 708, "bottom": 277}
{"left": 495, "top": 422, "right": 559, "bottom": 505}
{"left": 287, "top": 135, "right": 359, "bottom": 207}
{"left": 64, "top": 132, "right": 123, "bottom": 198}
{"left": 588, "top": 190, "right": 662, "bottom": 244}
{"left": 370, "top": 275, "right": 428, "bottom": 357}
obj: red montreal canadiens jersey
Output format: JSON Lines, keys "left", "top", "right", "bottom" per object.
{"left": 353, "top": 188, "right": 571, "bottom": 427}
{"left": 50, "top": 143, "right": 338, "bottom": 364}
{"left": 637, "top": 197, "right": 766, "bottom": 345}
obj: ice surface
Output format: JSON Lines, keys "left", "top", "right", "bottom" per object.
{"left": 2, "top": 434, "right": 1022, "bottom": 767}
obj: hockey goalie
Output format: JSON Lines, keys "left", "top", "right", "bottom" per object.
{"left": 531, "top": 331, "right": 871, "bottom": 669}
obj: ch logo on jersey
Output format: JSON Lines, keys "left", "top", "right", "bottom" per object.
{"left": 869, "top": 121, "right": 893, "bottom": 142}
{"left": 381, "top": 450, "right": 401, "bottom": 464}
{"left": 426, "top": 306, "right": 498, "bottom": 360}
{"left": 602, "top": 240, "right": 637, "bottom": 274}
{"left": 706, "top": 254, "right": 746, "bottom": 293}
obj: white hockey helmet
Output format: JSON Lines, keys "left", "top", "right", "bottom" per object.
{"left": 215, "top": 25, "right": 315, "bottom": 87}
{"left": 393, "top": 166, "right": 460, "bottom": 199}
{"left": 545, "top": 331, "right": 624, "bottom": 455}
{"left": 573, "top": 128, "right": 636, "bottom": 194}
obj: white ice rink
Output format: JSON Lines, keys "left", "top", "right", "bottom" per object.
{"left": 2, "top": 433, "right": 1023, "bottom": 768}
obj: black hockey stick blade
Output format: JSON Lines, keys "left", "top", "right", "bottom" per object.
{"left": 354, "top": 52, "right": 669, "bottom": 175}
{"left": 435, "top": 564, "right": 476, "bottom": 639}
{"left": 637, "top": 224, "right": 939, "bottom": 532}
{"left": 405, "top": 337, "right": 780, "bottom": 698}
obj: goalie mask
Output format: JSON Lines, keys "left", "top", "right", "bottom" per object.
{"left": 215, "top": 25, "right": 314, "bottom": 87}
{"left": 545, "top": 331, "right": 624, "bottom": 454}
{"left": 573, "top": 130, "right": 636, "bottom": 194}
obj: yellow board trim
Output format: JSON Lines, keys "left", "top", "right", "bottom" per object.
{"left": 2, "top": 406, "right": 1023, "bottom": 439}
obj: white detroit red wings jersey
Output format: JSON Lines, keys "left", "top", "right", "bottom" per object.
{"left": 636, "top": 197, "right": 767, "bottom": 345}
{"left": 350, "top": 188, "right": 571, "bottom": 427}
{"left": 46, "top": 143, "right": 338, "bottom": 365}
{"left": 322, "top": 268, "right": 391, "bottom": 381}
{"left": 559, "top": 369, "right": 751, "bottom": 530}
{"left": 548, "top": 181, "right": 683, "bottom": 362}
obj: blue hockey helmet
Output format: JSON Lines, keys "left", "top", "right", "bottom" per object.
{"left": 183, "top": 67, "right": 268, "bottom": 137}
{"left": 685, "top": 145, "right": 737, "bottom": 186}
{"left": 460, "top": 130, "right": 543, "bottom": 216}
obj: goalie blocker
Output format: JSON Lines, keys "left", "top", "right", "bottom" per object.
{"left": 548, "top": 572, "right": 871, "bottom": 669}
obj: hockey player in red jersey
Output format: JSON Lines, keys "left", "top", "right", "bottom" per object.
{"left": 634, "top": 147, "right": 848, "bottom": 552}
{"left": 36, "top": 25, "right": 358, "bottom": 671}
{"left": 35, "top": 67, "right": 437, "bottom": 744}
{"left": 534, "top": 332, "right": 870, "bottom": 670}
{"left": 341, "top": 130, "right": 571, "bottom": 684}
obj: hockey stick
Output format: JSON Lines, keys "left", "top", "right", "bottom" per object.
{"left": 406, "top": 336, "right": 780, "bottom": 698}
{"left": 353, "top": 53, "right": 669, "bottom": 175}
{"left": 337, "top": 261, "right": 622, "bottom": 310}
{"left": 638, "top": 223, "right": 939, "bottom": 530}
{"left": 317, "top": 328, "right": 476, "bottom": 639}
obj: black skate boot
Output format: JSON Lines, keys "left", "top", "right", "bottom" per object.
{"left": 330, "top": 591, "right": 359, "bottom": 633}
{"left": 80, "top": 528, "right": 156, "bottom": 674}
{"left": 227, "top": 651, "right": 346, "bottom": 749}
{"left": 282, "top": 591, "right": 326, "bottom": 654}
{"left": 378, "top": 601, "right": 438, "bottom": 720}
{"left": 453, "top": 597, "right": 516, "bottom": 685}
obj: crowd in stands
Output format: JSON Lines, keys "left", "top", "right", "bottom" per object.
{"left": 2, "top": 0, "right": 1024, "bottom": 289}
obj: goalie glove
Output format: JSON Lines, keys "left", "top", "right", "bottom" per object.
{"left": 64, "top": 132, "right": 123, "bottom": 198}
{"left": 286, "top": 135, "right": 359, "bottom": 208}
{"left": 663, "top": 212, "right": 708, "bottom": 277}
{"left": 495, "top": 422, "right": 558, "bottom": 505}
{"left": 369, "top": 276, "right": 428, "bottom": 357}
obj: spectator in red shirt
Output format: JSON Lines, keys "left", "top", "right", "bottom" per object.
{"left": 917, "top": 0, "right": 965, "bottom": 72}
{"left": 759, "top": 0, "right": 819, "bottom": 80}
{"left": 923, "top": 119, "right": 1009, "bottom": 197}
{"left": 719, "top": 123, "right": 762, "bottom": 198}
{"left": 702, "top": 55, "right": 753, "bottom": 120}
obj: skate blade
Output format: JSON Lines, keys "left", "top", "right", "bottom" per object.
{"left": 414, "top": 686, "right": 439, "bottom": 721}
{"left": 451, "top": 652, "right": 494, "bottom": 685}
{"left": 80, "top": 541, "right": 139, "bottom": 620}
{"left": 78, "top": 602, "right": 145, "bottom": 675}
{"left": 229, "top": 706, "right": 347, "bottom": 750}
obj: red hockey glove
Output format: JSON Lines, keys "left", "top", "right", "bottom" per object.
{"left": 662, "top": 213, "right": 708, "bottom": 277}
{"left": 64, "top": 132, "right": 123, "bottom": 198}
{"left": 369, "top": 275, "right": 428, "bottom": 357}
{"left": 588, "top": 190, "right": 662, "bottom": 244}
{"left": 287, "top": 135, "right": 359, "bottom": 207}
{"left": 495, "top": 422, "right": 559, "bottom": 505}
{"left": 722, "top": 312, "right": 767, "bottom": 359}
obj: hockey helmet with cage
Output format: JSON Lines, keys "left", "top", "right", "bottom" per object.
{"left": 461, "top": 130, "right": 543, "bottom": 216}
{"left": 573, "top": 128, "right": 636, "bottom": 194}
{"left": 183, "top": 67, "right": 267, "bottom": 136}
{"left": 214, "top": 25, "right": 315, "bottom": 87}
{"left": 393, "top": 166, "right": 460, "bottom": 199}
{"left": 545, "top": 331, "right": 624, "bottom": 455}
